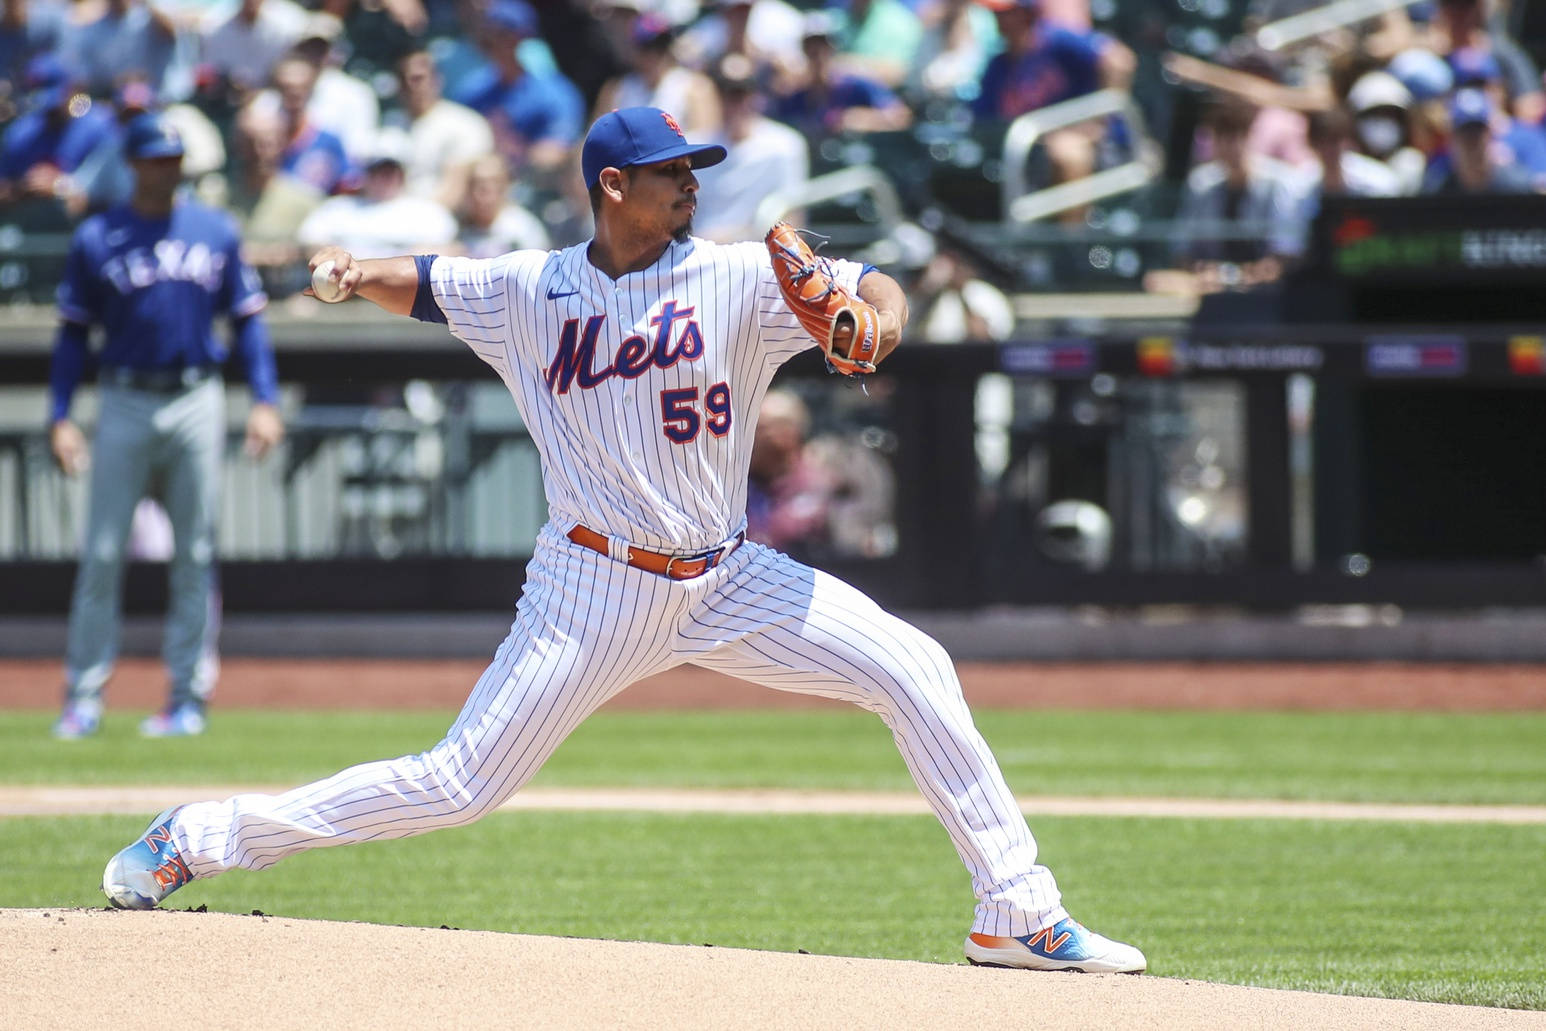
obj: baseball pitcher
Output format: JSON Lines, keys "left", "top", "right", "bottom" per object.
{"left": 101, "top": 107, "right": 1143, "bottom": 973}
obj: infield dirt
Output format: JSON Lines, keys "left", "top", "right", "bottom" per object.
{"left": 5, "top": 908, "right": 1544, "bottom": 1031}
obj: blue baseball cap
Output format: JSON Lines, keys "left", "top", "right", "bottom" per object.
{"left": 1449, "top": 46, "right": 1502, "bottom": 85}
{"left": 581, "top": 106, "right": 726, "bottom": 190}
{"left": 486, "top": 0, "right": 537, "bottom": 36}
{"left": 124, "top": 112, "right": 185, "bottom": 160}
{"left": 1388, "top": 48, "right": 1453, "bottom": 101}
{"left": 1449, "top": 87, "right": 1492, "bottom": 129}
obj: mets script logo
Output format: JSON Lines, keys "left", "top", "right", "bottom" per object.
{"left": 662, "top": 112, "right": 684, "bottom": 138}
{"left": 544, "top": 301, "right": 704, "bottom": 394}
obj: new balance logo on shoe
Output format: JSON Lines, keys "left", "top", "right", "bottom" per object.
{"left": 1024, "top": 924, "right": 1074, "bottom": 954}
{"left": 102, "top": 806, "right": 196, "bottom": 910}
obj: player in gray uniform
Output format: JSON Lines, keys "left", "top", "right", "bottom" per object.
{"left": 49, "top": 112, "right": 283, "bottom": 739}
{"left": 100, "top": 107, "right": 1143, "bottom": 974}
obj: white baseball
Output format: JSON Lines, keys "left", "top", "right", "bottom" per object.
{"left": 311, "top": 260, "right": 347, "bottom": 303}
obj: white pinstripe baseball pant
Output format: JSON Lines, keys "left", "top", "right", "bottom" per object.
{"left": 175, "top": 523, "right": 1065, "bottom": 936}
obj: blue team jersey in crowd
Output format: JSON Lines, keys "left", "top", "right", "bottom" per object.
{"left": 773, "top": 74, "right": 899, "bottom": 136}
{"left": 974, "top": 24, "right": 1107, "bottom": 120}
{"left": 58, "top": 200, "right": 268, "bottom": 370}
{"left": 449, "top": 65, "right": 584, "bottom": 147}
{"left": 0, "top": 105, "right": 116, "bottom": 179}
{"left": 278, "top": 122, "right": 352, "bottom": 195}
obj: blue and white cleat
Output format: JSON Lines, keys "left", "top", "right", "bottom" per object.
{"left": 102, "top": 806, "right": 194, "bottom": 909}
{"left": 139, "top": 702, "right": 207, "bottom": 738}
{"left": 52, "top": 699, "right": 101, "bottom": 740}
{"left": 965, "top": 917, "right": 1146, "bottom": 973}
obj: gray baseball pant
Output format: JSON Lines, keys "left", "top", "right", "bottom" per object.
{"left": 64, "top": 377, "right": 224, "bottom": 709}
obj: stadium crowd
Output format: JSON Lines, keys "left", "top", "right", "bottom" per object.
{"left": 0, "top": 0, "right": 1543, "bottom": 304}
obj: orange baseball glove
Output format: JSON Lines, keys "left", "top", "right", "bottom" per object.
{"left": 765, "top": 221, "right": 880, "bottom": 377}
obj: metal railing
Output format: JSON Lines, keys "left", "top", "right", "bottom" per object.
{"left": 1000, "top": 89, "right": 1164, "bottom": 226}
{"left": 1256, "top": 0, "right": 1418, "bottom": 51}
{"left": 0, "top": 388, "right": 547, "bottom": 561}
{"left": 754, "top": 164, "right": 906, "bottom": 235}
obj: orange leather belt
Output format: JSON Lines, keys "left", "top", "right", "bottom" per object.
{"left": 567, "top": 524, "right": 745, "bottom": 580}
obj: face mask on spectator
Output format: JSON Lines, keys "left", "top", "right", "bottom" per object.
{"left": 1357, "top": 115, "right": 1403, "bottom": 156}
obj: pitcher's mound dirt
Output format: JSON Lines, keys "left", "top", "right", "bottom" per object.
{"left": 5, "top": 909, "right": 1540, "bottom": 1030}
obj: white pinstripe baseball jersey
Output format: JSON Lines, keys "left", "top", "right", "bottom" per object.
{"left": 429, "top": 237, "right": 863, "bottom": 552}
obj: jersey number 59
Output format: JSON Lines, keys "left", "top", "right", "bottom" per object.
{"left": 660, "top": 383, "right": 732, "bottom": 443}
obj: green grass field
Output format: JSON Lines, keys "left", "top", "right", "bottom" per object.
{"left": 3, "top": 707, "right": 1544, "bottom": 1009}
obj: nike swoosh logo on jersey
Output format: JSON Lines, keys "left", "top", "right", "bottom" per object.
{"left": 547, "top": 287, "right": 579, "bottom": 300}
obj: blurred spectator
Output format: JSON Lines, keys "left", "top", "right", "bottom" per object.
{"left": 1446, "top": 46, "right": 1546, "bottom": 177}
{"left": 56, "top": 0, "right": 179, "bottom": 100}
{"left": 973, "top": 0, "right": 1134, "bottom": 121}
{"left": 327, "top": 0, "right": 424, "bottom": 75}
{"left": 522, "top": 0, "right": 628, "bottom": 112}
{"left": 1346, "top": 70, "right": 1425, "bottom": 194}
{"left": 432, "top": 0, "right": 574, "bottom": 99}
{"left": 590, "top": 0, "right": 645, "bottom": 72}
{"left": 0, "top": 0, "right": 68, "bottom": 110}
{"left": 243, "top": 33, "right": 378, "bottom": 173}
{"left": 297, "top": 132, "right": 458, "bottom": 258}
{"left": 288, "top": 19, "right": 381, "bottom": 164}
{"left": 906, "top": 0, "right": 1001, "bottom": 107}
{"left": 1421, "top": 87, "right": 1538, "bottom": 194}
{"left": 1388, "top": 45, "right": 1455, "bottom": 104}
{"left": 746, "top": 388, "right": 897, "bottom": 559}
{"left": 1228, "top": 44, "right": 1317, "bottom": 173}
{"left": 1161, "top": 47, "right": 1322, "bottom": 172}
{"left": 0, "top": 55, "right": 115, "bottom": 208}
{"left": 228, "top": 99, "right": 323, "bottom": 256}
{"left": 264, "top": 53, "right": 353, "bottom": 195}
{"left": 771, "top": 11, "right": 911, "bottom": 136}
{"left": 833, "top": 0, "right": 925, "bottom": 90}
{"left": 1424, "top": 0, "right": 1544, "bottom": 124}
{"left": 693, "top": 52, "right": 809, "bottom": 242}
{"left": 677, "top": 0, "right": 805, "bottom": 86}
{"left": 746, "top": 389, "right": 837, "bottom": 554}
{"left": 1386, "top": 47, "right": 1455, "bottom": 161}
{"left": 594, "top": 13, "right": 721, "bottom": 138}
{"left": 383, "top": 48, "right": 495, "bottom": 212}
{"left": 805, "top": 421, "right": 897, "bottom": 559}
{"left": 1287, "top": 106, "right": 1400, "bottom": 257}
{"left": 448, "top": 0, "right": 585, "bottom": 177}
{"left": 973, "top": 0, "right": 1133, "bottom": 199}
{"left": 453, "top": 152, "right": 550, "bottom": 257}
{"left": 65, "top": 78, "right": 226, "bottom": 216}
{"left": 1149, "top": 100, "right": 1299, "bottom": 296}
{"left": 197, "top": 0, "right": 310, "bottom": 100}
{"left": 912, "top": 245, "right": 1015, "bottom": 343}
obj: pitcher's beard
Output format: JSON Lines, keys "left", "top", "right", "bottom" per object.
{"left": 673, "top": 217, "right": 693, "bottom": 243}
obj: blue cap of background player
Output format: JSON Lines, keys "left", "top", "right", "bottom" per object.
{"left": 1449, "top": 87, "right": 1493, "bottom": 130}
{"left": 124, "top": 112, "right": 186, "bottom": 160}
{"left": 581, "top": 106, "right": 727, "bottom": 190}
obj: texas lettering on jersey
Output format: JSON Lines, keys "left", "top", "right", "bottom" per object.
{"left": 100, "top": 239, "right": 228, "bottom": 294}
{"left": 544, "top": 300, "right": 704, "bottom": 394}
